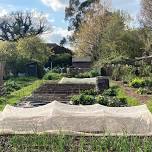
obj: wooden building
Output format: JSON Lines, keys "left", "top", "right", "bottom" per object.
{"left": 72, "top": 56, "right": 92, "bottom": 69}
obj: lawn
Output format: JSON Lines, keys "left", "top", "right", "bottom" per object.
{"left": 0, "top": 80, "right": 46, "bottom": 111}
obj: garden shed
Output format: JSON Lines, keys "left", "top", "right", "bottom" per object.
{"left": 72, "top": 56, "right": 92, "bottom": 69}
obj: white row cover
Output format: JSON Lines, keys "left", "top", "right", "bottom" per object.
{"left": 59, "top": 77, "right": 96, "bottom": 84}
{"left": 0, "top": 101, "right": 152, "bottom": 136}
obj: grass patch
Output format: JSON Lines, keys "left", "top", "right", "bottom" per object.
{"left": 0, "top": 80, "right": 45, "bottom": 111}
{"left": 116, "top": 87, "right": 140, "bottom": 106}
{"left": 6, "top": 76, "right": 38, "bottom": 86}
{"left": 146, "top": 99, "right": 152, "bottom": 112}
{"left": 110, "top": 82, "right": 140, "bottom": 106}
{"left": 1, "top": 134, "right": 152, "bottom": 151}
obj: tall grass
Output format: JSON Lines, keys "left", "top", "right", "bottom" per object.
{"left": 1, "top": 134, "right": 152, "bottom": 152}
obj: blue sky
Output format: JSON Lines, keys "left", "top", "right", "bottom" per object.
{"left": 0, "top": 0, "right": 141, "bottom": 44}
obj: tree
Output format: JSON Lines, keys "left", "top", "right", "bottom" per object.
{"left": 16, "top": 36, "right": 52, "bottom": 63}
{"left": 74, "top": 10, "right": 143, "bottom": 63}
{"left": 60, "top": 37, "right": 67, "bottom": 47}
{"left": 0, "top": 11, "right": 49, "bottom": 41}
{"left": 65, "top": 0, "right": 111, "bottom": 34}
{"left": 141, "top": 0, "right": 152, "bottom": 29}
{"left": 0, "top": 41, "right": 18, "bottom": 77}
{"left": 65, "top": 0, "right": 97, "bottom": 31}
{"left": 0, "top": 41, "right": 16, "bottom": 61}
{"left": 73, "top": 7, "right": 110, "bottom": 60}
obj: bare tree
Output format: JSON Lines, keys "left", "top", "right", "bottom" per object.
{"left": 141, "top": 0, "right": 152, "bottom": 28}
{"left": 0, "top": 11, "right": 49, "bottom": 41}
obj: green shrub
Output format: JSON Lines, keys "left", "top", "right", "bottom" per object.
{"left": 4, "top": 80, "right": 21, "bottom": 95}
{"left": 71, "top": 93, "right": 128, "bottom": 107}
{"left": 43, "top": 72, "right": 62, "bottom": 80}
{"left": 96, "top": 95, "right": 107, "bottom": 105}
{"left": 96, "top": 95, "right": 128, "bottom": 107}
{"left": 137, "top": 87, "right": 148, "bottom": 95}
{"left": 71, "top": 94, "right": 95, "bottom": 105}
{"left": 0, "top": 97, "right": 6, "bottom": 104}
{"left": 70, "top": 95, "right": 81, "bottom": 105}
{"left": 76, "top": 69, "right": 99, "bottom": 78}
{"left": 111, "top": 66, "right": 121, "bottom": 81}
{"left": 140, "top": 65, "right": 152, "bottom": 77}
{"left": 129, "top": 78, "right": 145, "bottom": 88}
{"left": 76, "top": 72, "right": 90, "bottom": 78}
{"left": 89, "top": 69, "right": 99, "bottom": 77}
{"left": 102, "top": 88, "right": 117, "bottom": 96}
{"left": 81, "top": 89, "right": 98, "bottom": 96}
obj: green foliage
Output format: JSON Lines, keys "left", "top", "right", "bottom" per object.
{"left": 0, "top": 97, "right": 6, "bottom": 104}
{"left": 96, "top": 95, "right": 107, "bottom": 105}
{"left": 0, "top": 41, "right": 16, "bottom": 61}
{"left": 129, "top": 78, "right": 145, "bottom": 88}
{"left": 65, "top": 0, "right": 97, "bottom": 32}
{"left": 115, "top": 85, "right": 139, "bottom": 106}
{"left": 140, "top": 65, "right": 152, "bottom": 77}
{"left": 1, "top": 135, "right": 152, "bottom": 151}
{"left": 137, "top": 87, "right": 148, "bottom": 95}
{"left": 111, "top": 65, "right": 136, "bottom": 82}
{"left": 81, "top": 89, "right": 98, "bottom": 96}
{"left": 111, "top": 66, "right": 122, "bottom": 81}
{"left": 76, "top": 69, "right": 99, "bottom": 78}
{"left": 3, "top": 80, "right": 21, "bottom": 95}
{"left": 2, "top": 77, "right": 37, "bottom": 96}
{"left": 128, "top": 77, "right": 152, "bottom": 95}
{"left": 71, "top": 86, "right": 128, "bottom": 107}
{"left": 0, "top": 80, "right": 45, "bottom": 111}
{"left": 17, "top": 36, "right": 51, "bottom": 63}
{"left": 48, "top": 53, "right": 72, "bottom": 68}
{"left": 96, "top": 95, "right": 128, "bottom": 107}
{"left": 102, "top": 87, "right": 117, "bottom": 96}
{"left": 71, "top": 94, "right": 95, "bottom": 105}
{"left": 43, "top": 71, "right": 63, "bottom": 80}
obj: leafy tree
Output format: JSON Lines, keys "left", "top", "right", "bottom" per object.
{"left": 73, "top": 5, "right": 110, "bottom": 60}
{"left": 120, "top": 30, "right": 144, "bottom": 58}
{"left": 0, "top": 11, "right": 49, "bottom": 41}
{"left": 16, "top": 36, "right": 52, "bottom": 63}
{"left": 0, "top": 41, "right": 17, "bottom": 61}
{"left": 65, "top": 0, "right": 98, "bottom": 32}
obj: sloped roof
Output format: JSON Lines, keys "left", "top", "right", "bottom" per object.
{"left": 72, "top": 56, "right": 92, "bottom": 62}
{"left": 47, "top": 43, "right": 72, "bottom": 55}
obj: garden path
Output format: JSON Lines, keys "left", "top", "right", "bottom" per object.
{"left": 113, "top": 81, "right": 152, "bottom": 104}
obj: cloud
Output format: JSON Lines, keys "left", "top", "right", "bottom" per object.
{"left": 41, "top": 26, "right": 72, "bottom": 44}
{"left": 41, "top": 0, "right": 67, "bottom": 11}
{"left": 0, "top": 4, "right": 15, "bottom": 17}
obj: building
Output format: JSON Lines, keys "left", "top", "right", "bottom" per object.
{"left": 72, "top": 56, "right": 92, "bottom": 69}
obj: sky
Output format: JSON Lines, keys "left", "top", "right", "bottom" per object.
{"left": 0, "top": 0, "right": 141, "bottom": 45}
